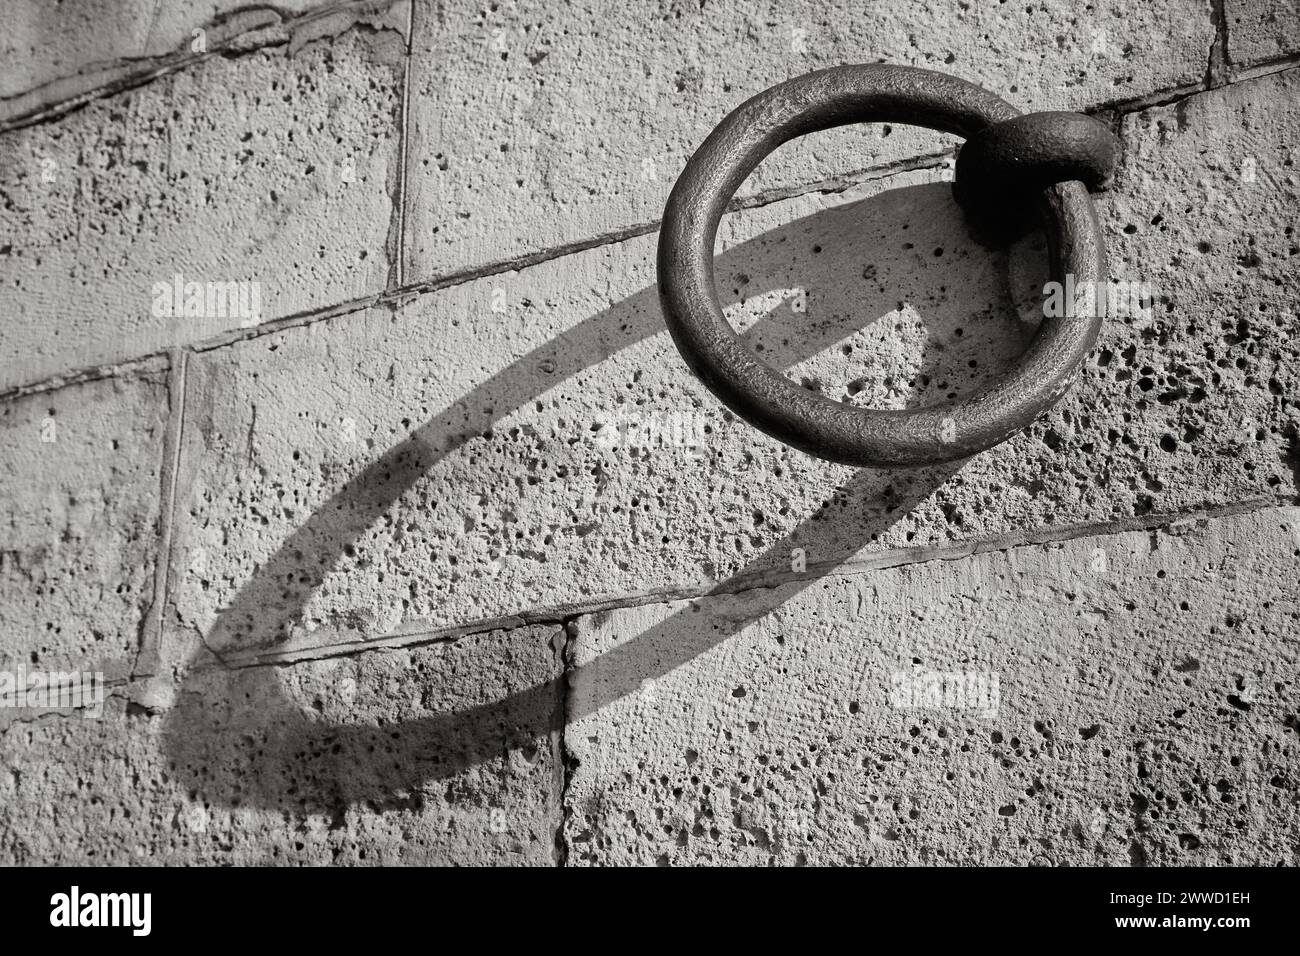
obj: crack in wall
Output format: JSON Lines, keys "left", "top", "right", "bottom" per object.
{"left": 0, "top": 147, "right": 954, "bottom": 401}
{"left": 132, "top": 350, "right": 189, "bottom": 683}
{"left": 5, "top": 39, "right": 1300, "bottom": 840}
{"left": 391, "top": 0, "right": 417, "bottom": 291}
{"left": 5, "top": 57, "right": 1299, "bottom": 403}
{"left": 1206, "top": 0, "right": 1233, "bottom": 88}
{"left": 0, "top": 0, "right": 411, "bottom": 132}
{"left": 553, "top": 618, "right": 579, "bottom": 866}
{"left": 171, "top": 494, "right": 1296, "bottom": 675}
{"left": 0, "top": 680, "right": 144, "bottom": 733}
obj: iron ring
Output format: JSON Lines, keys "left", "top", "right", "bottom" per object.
{"left": 657, "top": 64, "right": 1107, "bottom": 467}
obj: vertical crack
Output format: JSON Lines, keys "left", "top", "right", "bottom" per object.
{"left": 133, "top": 348, "right": 189, "bottom": 683}
{"left": 552, "top": 617, "right": 579, "bottom": 866}
{"left": 391, "top": 0, "right": 416, "bottom": 290}
{"left": 1206, "top": 0, "right": 1233, "bottom": 88}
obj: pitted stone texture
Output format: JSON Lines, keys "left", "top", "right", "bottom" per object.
{"left": 564, "top": 507, "right": 1300, "bottom": 865}
{"left": 0, "top": 371, "right": 167, "bottom": 679}
{"left": 0, "top": 28, "right": 402, "bottom": 392}
{"left": 0, "top": 0, "right": 330, "bottom": 102}
{"left": 1226, "top": 0, "right": 1300, "bottom": 70}
{"left": 404, "top": 0, "right": 1213, "bottom": 281}
{"left": 0, "top": 623, "right": 563, "bottom": 864}
{"left": 169, "top": 166, "right": 1039, "bottom": 663}
{"left": 1106, "top": 68, "right": 1300, "bottom": 509}
{"left": 171, "top": 69, "right": 1297, "bottom": 666}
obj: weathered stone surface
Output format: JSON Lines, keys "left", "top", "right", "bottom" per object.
{"left": 1226, "top": 0, "right": 1300, "bottom": 70}
{"left": 2, "top": 0, "right": 1297, "bottom": 874}
{"left": 564, "top": 506, "right": 1300, "bottom": 865}
{"left": 169, "top": 166, "right": 996, "bottom": 663}
{"left": 171, "top": 69, "right": 1298, "bottom": 669}
{"left": 404, "top": 0, "right": 1214, "bottom": 281}
{"left": 0, "top": 27, "right": 402, "bottom": 392}
{"left": 3, "top": 1, "right": 297, "bottom": 100}
{"left": 0, "top": 1, "right": 408, "bottom": 110}
{"left": 0, "top": 370, "right": 167, "bottom": 679}
{"left": 0, "top": 622, "right": 563, "bottom": 864}
{"left": 1109, "top": 67, "right": 1300, "bottom": 495}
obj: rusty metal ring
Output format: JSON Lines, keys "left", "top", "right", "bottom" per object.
{"left": 657, "top": 64, "right": 1107, "bottom": 468}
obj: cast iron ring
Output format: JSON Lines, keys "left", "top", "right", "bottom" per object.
{"left": 658, "top": 64, "right": 1109, "bottom": 468}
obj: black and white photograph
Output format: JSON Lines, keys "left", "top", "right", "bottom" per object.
{"left": 0, "top": 0, "right": 1295, "bottom": 936}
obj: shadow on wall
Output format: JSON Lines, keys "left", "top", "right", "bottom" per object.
{"left": 161, "top": 180, "right": 1044, "bottom": 817}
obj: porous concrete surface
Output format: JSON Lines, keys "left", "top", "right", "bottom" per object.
{"left": 171, "top": 167, "right": 982, "bottom": 664}
{"left": 0, "top": 368, "right": 168, "bottom": 679}
{"left": 1225, "top": 0, "right": 1300, "bottom": 70}
{"left": 1, "top": 1, "right": 1298, "bottom": 867}
{"left": 2, "top": 1, "right": 314, "bottom": 100}
{"left": 565, "top": 507, "right": 1300, "bottom": 865}
{"left": 404, "top": 0, "right": 1214, "bottom": 281}
{"left": 0, "top": 26, "right": 402, "bottom": 392}
{"left": 0, "top": 1, "right": 409, "bottom": 118}
{"left": 168, "top": 69, "right": 1299, "bottom": 666}
{"left": 0, "top": 622, "right": 563, "bottom": 865}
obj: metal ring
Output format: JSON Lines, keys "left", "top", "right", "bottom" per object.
{"left": 657, "top": 65, "right": 1107, "bottom": 468}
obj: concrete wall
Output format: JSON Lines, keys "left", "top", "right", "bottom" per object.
{"left": 1, "top": 0, "right": 1297, "bottom": 865}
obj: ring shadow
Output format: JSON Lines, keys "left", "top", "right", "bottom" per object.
{"left": 160, "top": 180, "right": 1044, "bottom": 818}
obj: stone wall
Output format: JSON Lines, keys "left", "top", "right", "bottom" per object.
{"left": 2, "top": 0, "right": 1297, "bottom": 865}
